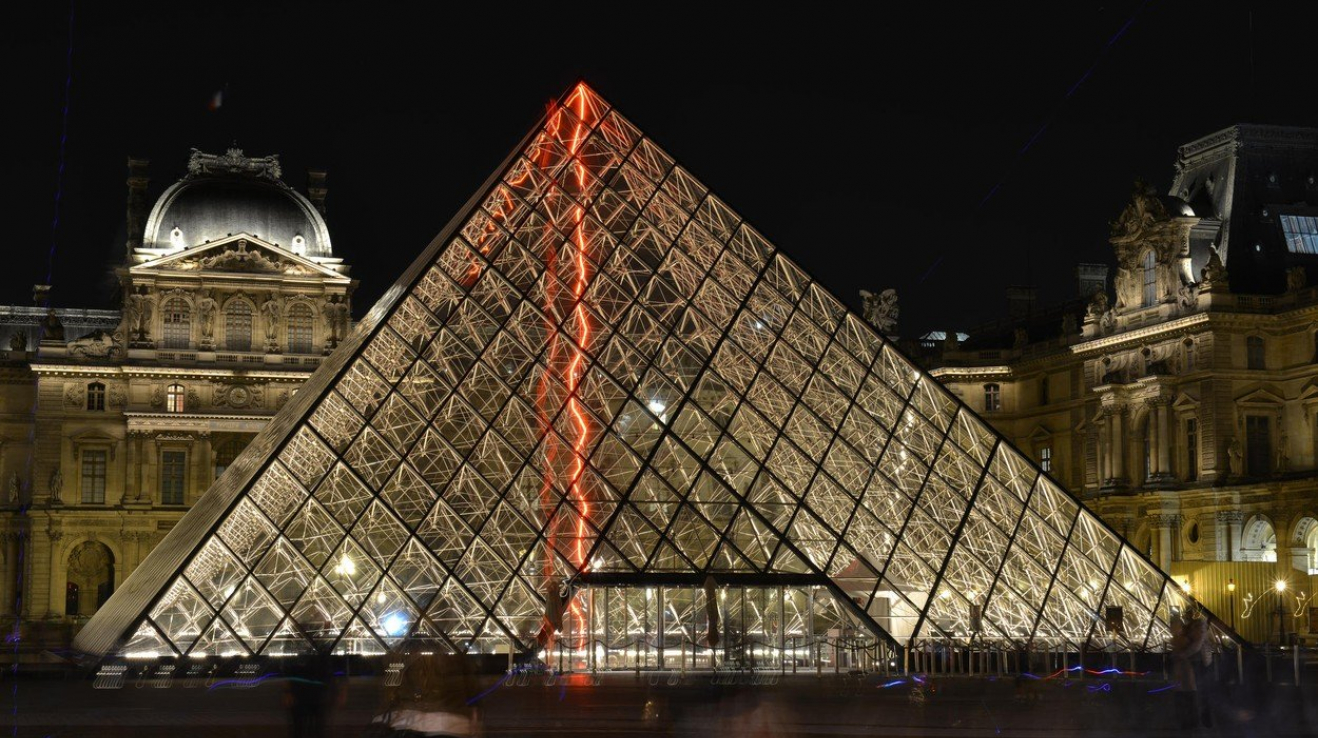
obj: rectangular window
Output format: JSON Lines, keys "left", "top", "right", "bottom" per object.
{"left": 984, "top": 384, "right": 1001, "bottom": 412}
{"left": 81, "top": 450, "right": 107, "bottom": 504}
{"left": 1281, "top": 214, "right": 1318, "bottom": 255}
{"left": 1246, "top": 336, "right": 1265, "bottom": 370}
{"left": 87, "top": 383, "right": 105, "bottom": 411}
{"left": 1039, "top": 446, "right": 1052, "bottom": 473}
{"left": 1245, "top": 415, "right": 1272, "bottom": 477}
{"left": 161, "top": 450, "right": 187, "bottom": 505}
{"left": 1185, "top": 418, "right": 1198, "bottom": 482}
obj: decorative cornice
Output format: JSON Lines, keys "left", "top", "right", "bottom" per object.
{"left": 28, "top": 363, "right": 312, "bottom": 381}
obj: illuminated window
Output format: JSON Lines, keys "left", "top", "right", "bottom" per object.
{"left": 166, "top": 384, "right": 186, "bottom": 413}
{"left": 984, "top": 384, "right": 1001, "bottom": 412}
{"left": 1039, "top": 446, "right": 1052, "bottom": 473}
{"left": 1281, "top": 214, "right": 1318, "bottom": 255}
{"left": 1141, "top": 250, "right": 1157, "bottom": 307}
{"left": 1246, "top": 336, "right": 1265, "bottom": 370}
{"left": 87, "top": 382, "right": 105, "bottom": 412}
{"left": 160, "top": 451, "right": 186, "bottom": 505}
{"left": 225, "top": 300, "right": 253, "bottom": 352}
{"left": 287, "top": 303, "right": 314, "bottom": 354}
{"left": 162, "top": 299, "right": 191, "bottom": 349}
{"left": 81, "top": 450, "right": 107, "bottom": 504}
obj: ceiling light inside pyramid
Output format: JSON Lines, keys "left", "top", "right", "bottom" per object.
{"left": 75, "top": 82, "right": 1230, "bottom": 663}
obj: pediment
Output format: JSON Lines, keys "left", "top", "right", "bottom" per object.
{"left": 1171, "top": 391, "right": 1199, "bottom": 411}
{"left": 132, "top": 234, "right": 345, "bottom": 280}
{"left": 1235, "top": 384, "right": 1285, "bottom": 405}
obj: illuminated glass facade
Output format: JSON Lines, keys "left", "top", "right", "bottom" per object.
{"left": 75, "top": 84, "right": 1225, "bottom": 664}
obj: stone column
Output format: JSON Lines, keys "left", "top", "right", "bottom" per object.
{"left": 1156, "top": 402, "right": 1172, "bottom": 475}
{"left": 1106, "top": 405, "right": 1128, "bottom": 488}
{"left": 42, "top": 530, "right": 64, "bottom": 618}
{"left": 1151, "top": 514, "right": 1179, "bottom": 571}
{"left": 193, "top": 432, "right": 212, "bottom": 505}
{"left": 1216, "top": 511, "right": 1243, "bottom": 562}
{"left": 124, "top": 431, "right": 141, "bottom": 503}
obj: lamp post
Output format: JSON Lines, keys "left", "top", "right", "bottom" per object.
{"left": 1227, "top": 578, "right": 1236, "bottom": 630}
{"left": 1276, "top": 580, "right": 1288, "bottom": 646}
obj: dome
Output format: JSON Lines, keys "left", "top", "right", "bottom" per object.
{"left": 141, "top": 148, "right": 331, "bottom": 257}
{"left": 1157, "top": 194, "right": 1196, "bottom": 218}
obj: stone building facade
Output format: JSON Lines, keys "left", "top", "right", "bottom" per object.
{"left": 926, "top": 125, "right": 1318, "bottom": 643}
{"left": 0, "top": 149, "right": 355, "bottom": 645}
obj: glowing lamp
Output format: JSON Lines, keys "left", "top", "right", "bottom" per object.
{"left": 382, "top": 612, "right": 409, "bottom": 638}
{"left": 1227, "top": 579, "right": 1236, "bottom": 593}
{"left": 1275, "top": 580, "right": 1287, "bottom": 593}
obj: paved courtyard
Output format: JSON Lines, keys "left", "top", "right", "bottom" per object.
{"left": 5, "top": 668, "right": 1318, "bottom": 737}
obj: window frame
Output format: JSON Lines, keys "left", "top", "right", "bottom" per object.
{"left": 1246, "top": 335, "right": 1266, "bottom": 370}
{"left": 1280, "top": 213, "right": 1318, "bottom": 255}
{"left": 1141, "top": 249, "right": 1158, "bottom": 307}
{"left": 161, "top": 298, "right": 191, "bottom": 350}
{"left": 287, "top": 302, "right": 315, "bottom": 354}
{"left": 165, "top": 384, "right": 186, "bottom": 413}
{"left": 86, "top": 382, "right": 106, "bottom": 412}
{"left": 80, "top": 448, "right": 109, "bottom": 504}
{"left": 224, "top": 299, "right": 254, "bottom": 352}
{"left": 983, "top": 383, "right": 1001, "bottom": 412}
{"left": 159, "top": 449, "right": 187, "bottom": 506}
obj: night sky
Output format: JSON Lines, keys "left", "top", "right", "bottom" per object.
{"left": 5, "top": 2, "right": 1317, "bottom": 336}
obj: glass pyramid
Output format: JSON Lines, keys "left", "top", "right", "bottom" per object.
{"left": 76, "top": 83, "right": 1228, "bottom": 665}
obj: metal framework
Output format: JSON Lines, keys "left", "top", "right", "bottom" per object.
{"left": 75, "top": 83, "right": 1230, "bottom": 666}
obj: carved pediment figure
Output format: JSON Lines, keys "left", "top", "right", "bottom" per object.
{"left": 41, "top": 309, "right": 65, "bottom": 342}
{"left": 1286, "top": 266, "right": 1307, "bottom": 293}
{"left": 196, "top": 290, "right": 219, "bottom": 340}
{"left": 67, "top": 330, "right": 125, "bottom": 359}
{"left": 49, "top": 468, "right": 63, "bottom": 504}
{"left": 187, "top": 148, "right": 282, "bottom": 181}
{"left": 1110, "top": 181, "right": 1190, "bottom": 310}
{"left": 260, "top": 294, "right": 282, "bottom": 342}
{"left": 126, "top": 287, "right": 157, "bottom": 341}
{"left": 1200, "top": 248, "right": 1228, "bottom": 291}
{"left": 859, "top": 288, "right": 898, "bottom": 334}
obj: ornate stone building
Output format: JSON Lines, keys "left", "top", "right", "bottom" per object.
{"left": 0, "top": 149, "right": 355, "bottom": 645}
{"left": 925, "top": 125, "right": 1318, "bottom": 643}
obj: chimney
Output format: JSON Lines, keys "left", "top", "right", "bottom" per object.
{"left": 307, "top": 169, "right": 328, "bottom": 215}
{"left": 125, "top": 156, "right": 151, "bottom": 255}
{"left": 1005, "top": 285, "right": 1037, "bottom": 320}
{"left": 1076, "top": 263, "right": 1109, "bottom": 299}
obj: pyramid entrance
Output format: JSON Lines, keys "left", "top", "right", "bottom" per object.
{"left": 75, "top": 83, "right": 1232, "bottom": 669}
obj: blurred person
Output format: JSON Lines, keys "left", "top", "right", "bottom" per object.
{"left": 375, "top": 649, "right": 481, "bottom": 737}
{"left": 1169, "top": 610, "right": 1207, "bottom": 731}
{"left": 284, "top": 653, "right": 339, "bottom": 738}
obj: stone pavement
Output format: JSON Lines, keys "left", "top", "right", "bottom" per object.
{"left": 4, "top": 670, "right": 1318, "bottom": 737}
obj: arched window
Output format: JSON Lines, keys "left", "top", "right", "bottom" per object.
{"left": 224, "top": 300, "right": 253, "bottom": 352}
{"left": 287, "top": 303, "right": 314, "bottom": 354}
{"left": 162, "top": 299, "right": 191, "bottom": 349}
{"left": 166, "top": 384, "right": 186, "bottom": 413}
{"left": 1141, "top": 250, "right": 1157, "bottom": 307}
{"left": 983, "top": 384, "right": 1001, "bottom": 412}
{"left": 87, "top": 382, "right": 105, "bottom": 411}
{"left": 1242, "top": 516, "right": 1278, "bottom": 562}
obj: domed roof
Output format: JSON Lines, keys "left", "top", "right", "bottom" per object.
{"left": 142, "top": 148, "right": 331, "bottom": 258}
{"left": 1157, "top": 194, "right": 1196, "bottom": 218}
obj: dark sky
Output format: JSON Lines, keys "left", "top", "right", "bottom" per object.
{"left": 5, "top": 2, "right": 1317, "bottom": 336}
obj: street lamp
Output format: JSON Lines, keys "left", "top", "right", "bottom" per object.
{"left": 1275, "top": 580, "right": 1288, "bottom": 646}
{"left": 1227, "top": 579, "right": 1236, "bottom": 630}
